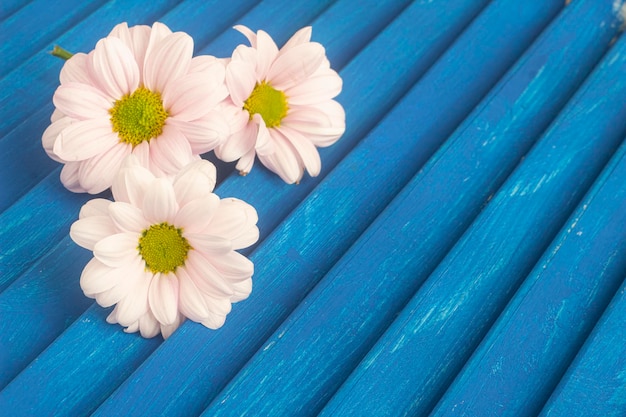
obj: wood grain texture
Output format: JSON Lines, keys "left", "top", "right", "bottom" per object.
{"left": 95, "top": 1, "right": 491, "bottom": 416}
{"left": 539, "top": 277, "right": 626, "bottom": 417}
{"left": 320, "top": 8, "right": 626, "bottom": 417}
{"left": 429, "top": 139, "right": 626, "bottom": 417}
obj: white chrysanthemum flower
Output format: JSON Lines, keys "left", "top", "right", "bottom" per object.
{"left": 69, "top": 157, "right": 259, "bottom": 338}
{"left": 217, "top": 25, "right": 346, "bottom": 184}
{"left": 43, "top": 22, "right": 230, "bottom": 194}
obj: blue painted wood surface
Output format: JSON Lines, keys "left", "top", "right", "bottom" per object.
{"left": 1, "top": 0, "right": 626, "bottom": 416}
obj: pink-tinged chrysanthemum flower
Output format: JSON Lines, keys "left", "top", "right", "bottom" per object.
{"left": 43, "top": 22, "right": 230, "bottom": 194}
{"left": 217, "top": 25, "right": 346, "bottom": 184}
{"left": 69, "top": 157, "right": 259, "bottom": 338}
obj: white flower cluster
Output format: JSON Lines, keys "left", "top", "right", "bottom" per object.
{"left": 42, "top": 22, "right": 345, "bottom": 338}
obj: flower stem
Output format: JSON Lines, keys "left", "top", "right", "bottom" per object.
{"left": 50, "top": 45, "right": 74, "bottom": 60}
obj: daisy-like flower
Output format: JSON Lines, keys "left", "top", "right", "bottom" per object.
{"left": 43, "top": 22, "right": 230, "bottom": 194}
{"left": 69, "top": 157, "right": 259, "bottom": 338}
{"left": 217, "top": 25, "right": 346, "bottom": 184}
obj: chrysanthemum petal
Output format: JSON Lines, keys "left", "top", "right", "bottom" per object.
{"left": 172, "top": 159, "right": 217, "bottom": 206}
{"left": 42, "top": 116, "right": 73, "bottom": 162}
{"left": 79, "top": 198, "right": 112, "bottom": 219}
{"left": 185, "top": 250, "right": 234, "bottom": 297}
{"left": 60, "top": 52, "right": 92, "bottom": 85}
{"left": 114, "top": 269, "right": 153, "bottom": 326}
{"left": 163, "top": 71, "right": 227, "bottom": 121}
{"left": 215, "top": 120, "right": 257, "bottom": 162}
{"left": 94, "top": 232, "right": 140, "bottom": 267}
{"left": 230, "top": 278, "right": 253, "bottom": 302}
{"left": 255, "top": 30, "right": 279, "bottom": 78}
{"left": 280, "top": 26, "right": 312, "bottom": 52}
{"left": 77, "top": 142, "right": 131, "bottom": 194}
{"left": 253, "top": 114, "right": 274, "bottom": 156}
{"left": 53, "top": 82, "right": 112, "bottom": 120}
{"left": 177, "top": 267, "right": 211, "bottom": 321}
{"left": 138, "top": 310, "right": 161, "bottom": 338}
{"left": 283, "top": 100, "right": 346, "bottom": 147}
{"left": 200, "top": 313, "right": 227, "bottom": 330}
{"left": 79, "top": 257, "right": 123, "bottom": 297}
{"left": 60, "top": 162, "right": 84, "bottom": 193}
{"left": 258, "top": 129, "right": 302, "bottom": 183}
{"left": 149, "top": 124, "right": 195, "bottom": 175}
{"left": 144, "top": 31, "right": 193, "bottom": 93}
{"left": 70, "top": 215, "right": 117, "bottom": 250}
{"left": 276, "top": 125, "right": 322, "bottom": 177}
{"left": 108, "top": 201, "right": 149, "bottom": 233}
{"left": 185, "top": 233, "right": 232, "bottom": 254}
{"left": 284, "top": 69, "right": 342, "bottom": 105}
{"left": 166, "top": 112, "right": 229, "bottom": 154}
{"left": 208, "top": 251, "right": 254, "bottom": 282}
{"left": 226, "top": 59, "right": 257, "bottom": 107}
{"left": 233, "top": 25, "right": 257, "bottom": 47}
{"left": 53, "top": 118, "right": 119, "bottom": 162}
{"left": 207, "top": 197, "right": 259, "bottom": 249}
{"left": 112, "top": 156, "right": 155, "bottom": 205}
{"left": 94, "top": 256, "right": 144, "bottom": 307}
{"left": 161, "top": 312, "right": 184, "bottom": 339}
{"left": 148, "top": 273, "right": 179, "bottom": 325}
{"left": 109, "top": 22, "right": 151, "bottom": 74}
{"left": 235, "top": 148, "right": 256, "bottom": 175}
{"left": 91, "top": 37, "right": 140, "bottom": 99}
{"left": 267, "top": 42, "right": 325, "bottom": 90}
{"left": 174, "top": 194, "right": 220, "bottom": 233}
{"left": 142, "top": 178, "right": 178, "bottom": 223}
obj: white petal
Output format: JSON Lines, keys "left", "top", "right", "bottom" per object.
{"left": 53, "top": 82, "right": 112, "bottom": 120}
{"left": 225, "top": 60, "right": 257, "bottom": 107}
{"left": 162, "top": 71, "right": 227, "bottom": 121}
{"left": 91, "top": 37, "right": 140, "bottom": 99}
{"left": 77, "top": 142, "right": 132, "bottom": 194}
{"left": 230, "top": 278, "right": 253, "bottom": 302}
{"left": 80, "top": 257, "right": 125, "bottom": 297}
{"left": 235, "top": 148, "right": 256, "bottom": 175}
{"left": 149, "top": 124, "right": 195, "bottom": 176}
{"left": 281, "top": 26, "right": 312, "bottom": 52}
{"left": 207, "top": 197, "right": 259, "bottom": 249}
{"left": 142, "top": 178, "right": 178, "bottom": 224}
{"left": 149, "top": 273, "right": 179, "bottom": 325}
{"left": 112, "top": 156, "right": 155, "bottom": 205}
{"left": 70, "top": 215, "right": 117, "bottom": 250}
{"left": 200, "top": 313, "right": 227, "bottom": 330}
{"left": 166, "top": 113, "right": 229, "bottom": 154}
{"left": 255, "top": 30, "right": 279, "bottom": 78}
{"left": 268, "top": 42, "right": 326, "bottom": 91}
{"left": 115, "top": 269, "right": 153, "bottom": 326}
{"left": 108, "top": 201, "right": 149, "bottom": 233}
{"left": 258, "top": 129, "right": 302, "bottom": 183}
{"left": 276, "top": 125, "right": 322, "bottom": 177}
{"left": 177, "top": 267, "right": 211, "bottom": 321}
{"left": 79, "top": 198, "right": 112, "bottom": 219}
{"left": 185, "top": 233, "right": 232, "bottom": 255}
{"left": 42, "top": 117, "right": 73, "bottom": 162}
{"left": 161, "top": 312, "right": 184, "bottom": 339}
{"left": 252, "top": 114, "right": 274, "bottom": 156}
{"left": 94, "top": 232, "right": 140, "bottom": 267}
{"left": 234, "top": 25, "right": 257, "bottom": 47}
{"left": 94, "top": 255, "right": 144, "bottom": 307}
{"left": 284, "top": 69, "right": 342, "bottom": 105}
{"left": 60, "top": 52, "right": 93, "bottom": 85}
{"left": 174, "top": 194, "right": 220, "bottom": 233}
{"left": 138, "top": 310, "right": 162, "bottom": 338}
{"left": 185, "top": 250, "right": 234, "bottom": 297}
{"left": 209, "top": 251, "right": 254, "bottom": 282}
{"left": 144, "top": 32, "right": 193, "bottom": 93}
{"left": 60, "top": 162, "right": 85, "bottom": 193}
{"left": 172, "top": 159, "right": 217, "bottom": 206}
{"left": 215, "top": 120, "right": 257, "bottom": 162}
{"left": 53, "top": 118, "right": 119, "bottom": 162}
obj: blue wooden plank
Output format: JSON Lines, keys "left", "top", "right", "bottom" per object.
{"left": 0, "top": 0, "right": 29, "bottom": 21}
{"left": 318, "top": 9, "right": 626, "bottom": 417}
{"left": 0, "top": 0, "right": 106, "bottom": 77}
{"left": 202, "top": 1, "right": 623, "bottom": 415}
{"left": 539, "top": 277, "right": 626, "bottom": 416}
{"left": 0, "top": 0, "right": 259, "bottom": 214}
{"left": 0, "top": 1, "right": 490, "bottom": 415}
{"left": 428, "top": 138, "right": 626, "bottom": 416}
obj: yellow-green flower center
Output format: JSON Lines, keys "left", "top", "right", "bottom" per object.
{"left": 243, "top": 81, "right": 288, "bottom": 128}
{"left": 138, "top": 223, "right": 191, "bottom": 273}
{"left": 110, "top": 87, "right": 168, "bottom": 147}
